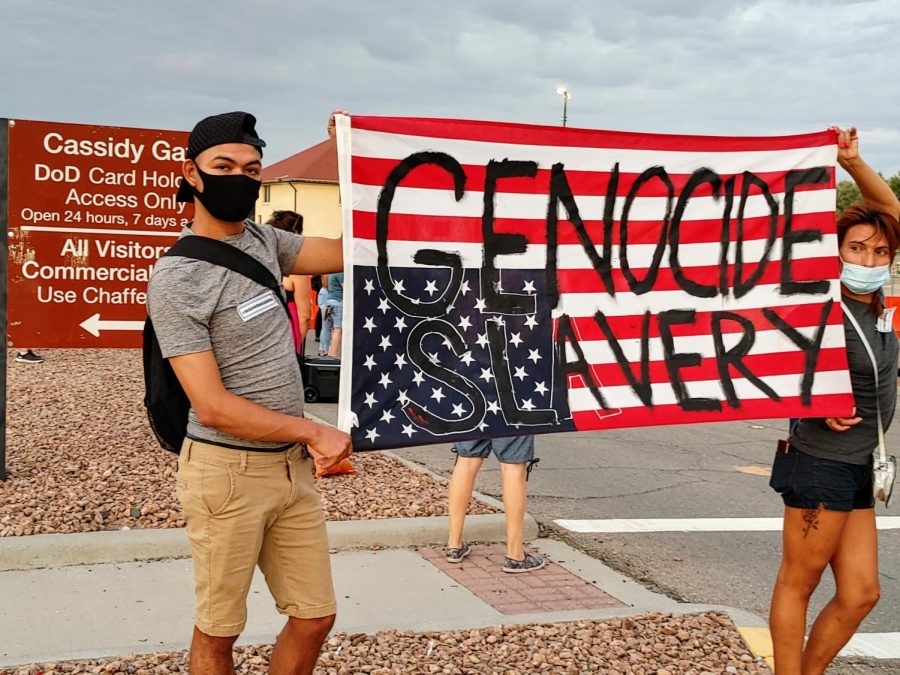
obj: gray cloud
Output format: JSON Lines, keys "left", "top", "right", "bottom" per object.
{"left": 1, "top": 0, "right": 898, "bottom": 173}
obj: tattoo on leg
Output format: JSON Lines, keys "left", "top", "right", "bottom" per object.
{"left": 801, "top": 508, "right": 820, "bottom": 539}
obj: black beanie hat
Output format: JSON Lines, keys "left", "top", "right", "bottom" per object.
{"left": 176, "top": 111, "right": 266, "bottom": 203}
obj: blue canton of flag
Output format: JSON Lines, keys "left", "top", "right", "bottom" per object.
{"left": 349, "top": 266, "right": 575, "bottom": 449}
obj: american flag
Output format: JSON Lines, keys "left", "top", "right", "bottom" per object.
{"left": 335, "top": 116, "right": 854, "bottom": 451}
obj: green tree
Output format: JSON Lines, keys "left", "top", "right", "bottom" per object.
{"left": 836, "top": 180, "right": 861, "bottom": 214}
{"left": 887, "top": 171, "right": 900, "bottom": 202}
{"left": 837, "top": 171, "right": 900, "bottom": 215}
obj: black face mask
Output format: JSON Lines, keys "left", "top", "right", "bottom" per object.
{"left": 191, "top": 167, "right": 261, "bottom": 222}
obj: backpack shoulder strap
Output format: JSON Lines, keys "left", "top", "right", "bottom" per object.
{"left": 165, "top": 235, "right": 287, "bottom": 305}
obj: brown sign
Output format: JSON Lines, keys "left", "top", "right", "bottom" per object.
{"left": 6, "top": 119, "right": 192, "bottom": 347}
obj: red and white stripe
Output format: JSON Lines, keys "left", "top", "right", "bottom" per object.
{"left": 337, "top": 116, "right": 853, "bottom": 431}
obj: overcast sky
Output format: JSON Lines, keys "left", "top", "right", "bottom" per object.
{"left": 3, "top": 0, "right": 899, "bottom": 174}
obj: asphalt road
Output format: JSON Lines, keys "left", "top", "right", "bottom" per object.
{"left": 308, "top": 398, "right": 900, "bottom": 673}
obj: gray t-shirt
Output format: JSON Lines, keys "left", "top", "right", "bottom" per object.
{"left": 147, "top": 221, "right": 305, "bottom": 450}
{"left": 791, "top": 296, "right": 898, "bottom": 465}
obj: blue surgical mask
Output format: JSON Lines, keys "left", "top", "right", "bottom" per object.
{"left": 840, "top": 258, "right": 891, "bottom": 294}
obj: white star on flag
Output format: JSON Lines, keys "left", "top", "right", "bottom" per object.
{"left": 523, "top": 280, "right": 536, "bottom": 293}
{"left": 431, "top": 387, "right": 446, "bottom": 402}
{"left": 424, "top": 280, "right": 438, "bottom": 296}
{"left": 402, "top": 424, "right": 415, "bottom": 438}
{"left": 479, "top": 368, "right": 494, "bottom": 382}
{"left": 524, "top": 315, "right": 539, "bottom": 329}
{"left": 378, "top": 298, "right": 391, "bottom": 314}
{"left": 510, "top": 332, "right": 523, "bottom": 347}
{"left": 394, "top": 353, "right": 407, "bottom": 368}
{"left": 364, "top": 392, "right": 377, "bottom": 408}
{"left": 458, "top": 315, "right": 472, "bottom": 331}
{"left": 535, "top": 381, "right": 548, "bottom": 395}
{"left": 460, "top": 351, "right": 474, "bottom": 366}
{"left": 474, "top": 297, "right": 487, "bottom": 311}
{"left": 393, "top": 279, "right": 405, "bottom": 293}
{"left": 379, "top": 372, "right": 393, "bottom": 388}
{"left": 476, "top": 332, "right": 489, "bottom": 347}
{"left": 514, "top": 366, "right": 528, "bottom": 381}
{"left": 412, "top": 370, "right": 425, "bottom": 385}
{"left": 363, "top": 354, "right": 376, "bottom": 371}
{"left": 363, "top": 317, "right": 376, "bottom": 333}
{"left": 366, "top": 428, "right": 379, "bottom": 442}
{"left": 363, "top": 279, "right": 374, "bottom": 295}
{"left": 380, "top": 409, "right": 395, "bottom": 423}
{"left": 379, "top": 335, "right": 392, "bottom": 351}
{"left": 451, "top": 403, "right": 465, "bottom": 417}
{"left": 459, "top": 280, "right": 471, "bottom": 295}
{"left": 527, "top": 349, "right": 542, "bottom": 363}
{"left": 487, "top": 400, "right": 500, "bottom": 414}
{"left": 521, "top": 398, "right": 536, "bottom": 410}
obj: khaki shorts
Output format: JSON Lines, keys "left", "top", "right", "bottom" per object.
{"left": 176, "top": 439, "right": 336, "bottom": 637}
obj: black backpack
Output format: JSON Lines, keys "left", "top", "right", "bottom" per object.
{"left": 143, "top": 235, "right": 291, "bottom": 453}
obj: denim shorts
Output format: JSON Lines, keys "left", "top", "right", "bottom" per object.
{"left": 455, "top": 436, "right": 535, "bottom": 464}
{"left": 327, "top": 299, "right": 343, "bottom": 329}
{"left": 769, "top": 445, "right": 874, "bottom": 512}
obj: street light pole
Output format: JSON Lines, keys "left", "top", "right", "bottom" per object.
{"left": 556, "top": 87, "right": 570, "bottom": 127}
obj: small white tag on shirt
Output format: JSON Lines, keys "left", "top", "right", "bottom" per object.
{"left": 237, "top": 291, "right": 279, "bottom": 321}
{"left": 877, "top": 306, "right": 896, "bottom": 333}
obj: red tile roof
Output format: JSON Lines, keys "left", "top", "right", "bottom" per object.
{"left": 262, "top": 138, "right": 338, "bottom": 183}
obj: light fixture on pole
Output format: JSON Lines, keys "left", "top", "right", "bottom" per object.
{"left": 556, "top": 87, "right": 570, "bottom": 127}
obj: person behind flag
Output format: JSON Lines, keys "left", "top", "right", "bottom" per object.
{"left": 147, "top": 110, "right": 351, "bottom": 675}
{"left": 326, "top": 271, "right": 344, "bottom": 357}
{"left": 266, "top": 210, "right": 312, "bottom": 353}
{"left": 317, "top": 274, "right": 333, "bottom": 356}
{"left": 768, "top": 126, "right": 900, "bottom": 675}
{"left": 446, "top": 435, "right": 545, "bottom": 572}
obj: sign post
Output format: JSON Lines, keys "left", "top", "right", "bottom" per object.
{"left": 1, "top": 120, "right": 8, "bottom": 480}
{"left": 1, "top": 118, "right": 191, "bottom": 478}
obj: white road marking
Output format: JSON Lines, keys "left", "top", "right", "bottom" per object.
{"left": 840, "top": 632, "right": 900, "bottom": 659}
{"left": 554, "top": 517, "right": 900, "bottom": 533}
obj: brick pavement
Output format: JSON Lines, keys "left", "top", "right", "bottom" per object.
{"left": 421, "top": 543, "right": 627, "bottom": 615}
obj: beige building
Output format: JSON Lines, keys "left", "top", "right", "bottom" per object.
{"left": 256, "top": 138, "right": 341, "bottom": 238}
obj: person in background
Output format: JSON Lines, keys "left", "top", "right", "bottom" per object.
{"left": 311, "top": 274, "right": 323, "bottom": 343}
{"left": 446, "top": 436, "right": 545, "bottom": 573}
{"left": 317, "top": 275, "right": 332, "bottom": 357}
{"left": 15, "top": 349, "right": 43, "bottom": 364}
{"left": 267, "top": 210, "right": 312, "bottom": 354}
{"left": 326, "top": 272, "right": 344, "bottom": 358}
{"left": 768, "top": 126, "right": 900, "bottom": 675}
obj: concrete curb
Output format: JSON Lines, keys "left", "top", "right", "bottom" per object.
{"left": 0, "top": 513, "right": 518, "bottom": 572}
{"left": 736, "top": 626, "right": 775, "bottom": 671}
{"left": 0, "top": 415, "right": 547, "bottom": 572}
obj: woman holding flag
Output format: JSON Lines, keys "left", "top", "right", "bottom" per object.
{"left": 768, "top": 127, "right": 900, "bottom": 675}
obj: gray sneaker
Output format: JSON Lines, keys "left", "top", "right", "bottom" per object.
{"left": 502, "top": 552, "right": 546, "bottom": 574}
{"left": 446, "top": 543, "right": 470, "bottom": 563}
{"left": 15, "top": 350, "right": 44, "bottom": 364}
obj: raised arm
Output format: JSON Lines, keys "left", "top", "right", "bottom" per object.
{"left": 291, "top": 237, "right": 343, "bottom": 275}
{"left": 287, "top": 109, "right": 350, "bottom": 276}
{"left": 833, "top": 125, "right": 900, "bottom": 219}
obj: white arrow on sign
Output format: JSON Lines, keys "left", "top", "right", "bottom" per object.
{"left": 80, "top": 313, "right": 144, "bottom": 337}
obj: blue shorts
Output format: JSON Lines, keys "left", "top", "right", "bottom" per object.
{"left": 769, "top": 446, "right": 874, "bottom": 512}
{"left": 328, "top": 300, "right": 343, "bottom": 329}
{"left": 455, "top": 436, "right": 534, "bottom": 464}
